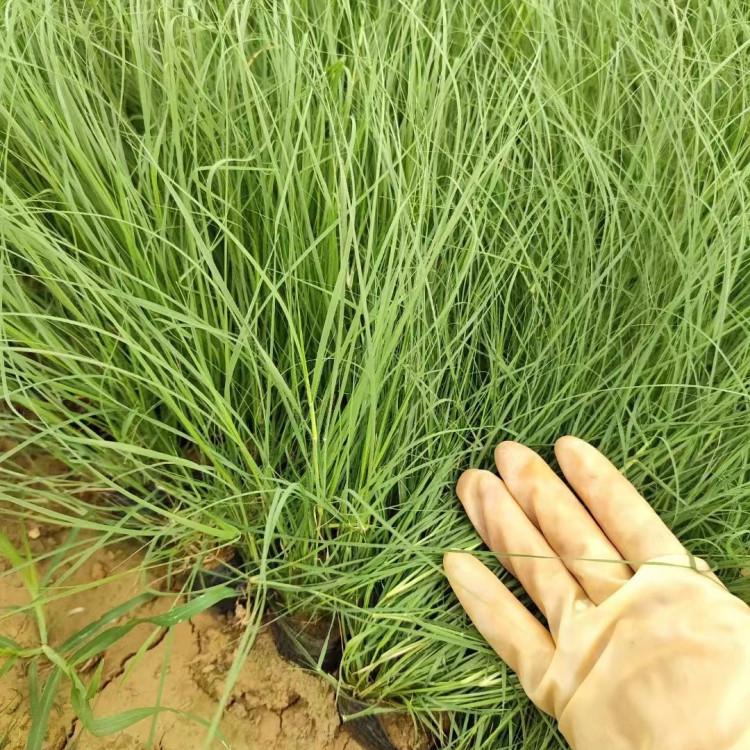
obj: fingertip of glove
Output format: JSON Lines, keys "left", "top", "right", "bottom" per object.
{"left": 443, "top": 550, "right": 472, "bottom": 578}
{"left": 493, "top": 440, "right": 525, "bottom": 464}
{"left": 554, "top": 435, "right": 593, "bottom": 468}
{"left": 554, "top": 434, "right": 584, "bottom": 453}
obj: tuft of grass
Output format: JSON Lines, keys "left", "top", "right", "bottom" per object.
{"left": 1, "top": 1, "right": 749, "bottom": 748}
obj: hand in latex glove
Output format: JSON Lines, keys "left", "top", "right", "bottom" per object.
{"left": 444, "top": 437, "right": 750, "bottom": 750}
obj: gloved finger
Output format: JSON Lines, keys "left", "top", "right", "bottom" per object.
{"left": 494, "top": 442, "right": 631, "bottom": 603}
{"left": 443, "top": 551, "right": 555, "bottom": 706}
{"left": 555, "top": 436, "right": 685, "bottom": 567}
{"left": 456, "top": 469, "right": 591, "bottom": 636}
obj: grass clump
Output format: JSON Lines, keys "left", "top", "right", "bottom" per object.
{"left": 1, "top": 0, "right": 749, "bottom": 748}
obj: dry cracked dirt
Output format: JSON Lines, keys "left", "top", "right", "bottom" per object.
{"left": 0, "top": 520, "right": 367, "bottom": 750}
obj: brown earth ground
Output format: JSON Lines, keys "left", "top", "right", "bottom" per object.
{"left": 0, "top": 520, "right": 368, "bottom": 750}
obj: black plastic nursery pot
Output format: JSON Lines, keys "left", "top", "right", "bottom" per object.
{"left": 192, "top": 549, "right": 248, "bottom": 615}
{"left": 265, "top": 594, "right": 434, "bottom": 750}
{"left": 337, "top": 694, "right": 432, "bottom": 750}
{"left": 268, "top": 601, "right": 343, "bottom": 673}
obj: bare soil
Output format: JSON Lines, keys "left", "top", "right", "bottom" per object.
{"left": 0, "top": 521, "right": 364, "bottom": 750}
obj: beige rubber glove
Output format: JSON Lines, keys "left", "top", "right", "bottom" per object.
{"left": 444, "top": 437, "right": 750, "bottom": 750}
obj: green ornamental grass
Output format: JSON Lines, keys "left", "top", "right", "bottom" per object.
{"left": 1, "top": 0, "right": 749, "bottom": 748}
